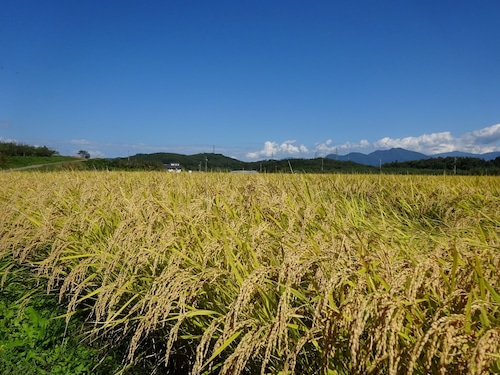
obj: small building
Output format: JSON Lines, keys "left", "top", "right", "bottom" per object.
{"left": 164, "top": 162, "right": 182, "bottom": 172}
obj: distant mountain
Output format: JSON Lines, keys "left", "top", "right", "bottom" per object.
{"left": 332, "top": 152, "right": 376, "bottom": 166}
{"left": 326, "top": 148, "right": 500, "bottom": 167}
{"left": 327, "top": 148, "right": 429, "bottom": 167}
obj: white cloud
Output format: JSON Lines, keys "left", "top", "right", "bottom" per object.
{"left": 71, "top": 139, "right": 91, "bottom": 145}
{"left": 246, "top": 140, "right": 309, "bottom": 159}
{"left": 314, "top": 139, "right": 371, "bottom": 156}
{"left": 372, "top": 132, "right": 455, "bottom": 154}
{"left": 69, "top": 139, "right": 110, "bottom": 157}
{"left": 0, "top": 136, "right": 16, "bottom": 143}
{"left": 461, "top": 124, "right": 500, "bottom": 145}
{"left": 313, "top": 124, "right": 500, "bottom": 157}
{"left": 89, "top": 150, "right": 106, "bottom": 158}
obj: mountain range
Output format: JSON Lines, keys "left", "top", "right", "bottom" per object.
{"left": 326, "top": 148, "right": 500, "bottom": 167}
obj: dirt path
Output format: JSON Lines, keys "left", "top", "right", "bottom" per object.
{"left": 4, "top": 159, "right": 86, "bottom": 171}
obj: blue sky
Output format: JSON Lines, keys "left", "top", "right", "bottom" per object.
{"left": 1, "top": 1, "right": 499, "bottom": 160}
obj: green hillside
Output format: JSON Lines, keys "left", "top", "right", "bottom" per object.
{"left": 130, "top": 152, "right": 246, "bottom": 171}
{"left": 0, "top": 142, "right": 80, "bottom": 170}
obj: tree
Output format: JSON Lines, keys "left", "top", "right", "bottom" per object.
{"left": 0, "top": 152, "right": 6, "bottom": 167}
{"left": 77, "top": 150, "right": 91, "bottom": 159}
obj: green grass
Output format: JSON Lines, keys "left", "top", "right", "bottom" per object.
{"left": 0, "top": 257, "right": 127, "bottom": 374}
{"left": 1, "top": 156, "right": 81, "bottom": 169}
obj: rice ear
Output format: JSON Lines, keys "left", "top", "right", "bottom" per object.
{"left": 1, "top": 171, "right": 499, "bottom": 374}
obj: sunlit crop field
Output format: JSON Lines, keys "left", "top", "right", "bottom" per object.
{"left": 1, "top": 171, "right": 499, "bottom": 374}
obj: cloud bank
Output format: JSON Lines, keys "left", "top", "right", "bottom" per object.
{"left": 0, "top": 136, "right": 16, "bottom": 143}
{"left": 246, "top": 140, "right": 308, "bottom": 159}
{"left": 4, "top": 123, "right": 500, "bottom": 161}
{"left": 247, "top": 124, "right": 500, "bottom": 160}
{"left": 461, "top": 124, "right": 500, "bottom": 146}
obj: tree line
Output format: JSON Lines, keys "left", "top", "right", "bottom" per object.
{"left": 0, "top": 142, "right": 58, "bottom": 157}
{"left": 384, "top": 156, "right": 500, "bottom": 174}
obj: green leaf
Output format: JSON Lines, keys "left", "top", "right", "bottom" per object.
{"left": 202, "top": 330, "right": 243, "bottom": 369}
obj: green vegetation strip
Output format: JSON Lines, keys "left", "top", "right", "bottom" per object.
{"left": 1, "top": 171, "right": 499, "bottom": 374}
{"left": 1, "top": 156, "right": 81, "bottom": 170}
{"left": 0, "top": 257, "right": 124, "bottom": 374}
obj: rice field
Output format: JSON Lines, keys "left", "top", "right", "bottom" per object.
{"left": 1, "top": 171, "right": 499, "bottom": 374}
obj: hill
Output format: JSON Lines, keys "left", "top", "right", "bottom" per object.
{"left": 433, "top": 151, "right": 500, "bottom": 160}
{"left": 0, "top": 141, "right": 79, "bottom": 169}
{"left": 122, "top": 152, "right": 375, "bottom": 173}
{"left": 129, "top": 152, "right": 246, "bottom": 171}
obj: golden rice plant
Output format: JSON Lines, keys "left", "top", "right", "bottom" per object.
{"left": 0, "top": 171, "right": 499, "bottom": 374}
